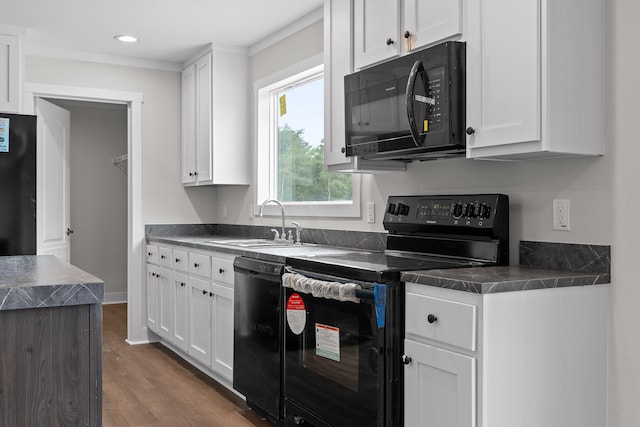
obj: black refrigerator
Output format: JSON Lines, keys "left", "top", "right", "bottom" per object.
{"left": 0, "top": 113, "right": 36, "bottom": 255}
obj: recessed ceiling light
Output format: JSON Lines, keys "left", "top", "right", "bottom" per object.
{"left": 114, "top": 35, "right": 138, "bottom": 43}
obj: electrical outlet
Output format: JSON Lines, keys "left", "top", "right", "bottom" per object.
{"left": 367, "top": 202, "right": 375, "bottom": 224}
{"left": 553, "top": 199, "right": 570, "bottom": 231}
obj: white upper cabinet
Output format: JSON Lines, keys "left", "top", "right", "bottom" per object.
{"left": 181, "top": 46, "right": 250, "bottom": 185}
{"left": 0, "top": 34, "right": 22, "bottom": 113}
{"left": 353, "top": 0, "right": 400, "bottom": 69}
{"left": 323, "top": 0, "right": 406, "bottom": 173}
{"left": 353, "top": 0, "right": 463, "bottom": 70}
{"left": 466, "top": 0, "right": 605, "bottom": 160}
{"left": 403, "top": 0, "right": 463, "bottom": 53}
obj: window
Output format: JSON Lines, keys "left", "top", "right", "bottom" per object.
{"left": 255, "top": 54, "right": 359, "bottom": 217}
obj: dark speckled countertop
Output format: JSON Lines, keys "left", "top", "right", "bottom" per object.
{"left": 402, "top": 266, "right": 609, "bottom": 294}
{"left": 147, "top": 225, "right": 611, "bottom": 295}
{"left": 0, "top": 255, "right": 104, "bottom": 310}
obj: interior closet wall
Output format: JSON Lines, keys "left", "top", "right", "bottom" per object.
{"left": 58, "top": 101, "right": 128, "bottom": 302}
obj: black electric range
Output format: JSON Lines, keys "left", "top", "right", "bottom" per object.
{"left": 287, "top": 193, "right": 510, "bottom": 282}
{"left": 282, "top": 194, "right": 509, "bottom": 427}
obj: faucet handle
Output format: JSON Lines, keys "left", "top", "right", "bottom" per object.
{"left": 270, "top": 228, "right": 280, "bottom": 240}
{"left": 291, "top": 222, "right": 303, "bottom": 245}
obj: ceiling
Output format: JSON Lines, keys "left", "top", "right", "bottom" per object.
{"left": 1, "top": 0, "right": 324, "bottom": 66}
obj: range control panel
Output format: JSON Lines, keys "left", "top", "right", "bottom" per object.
{"left": 384, "top": 194, "right": 508, "bottom": 229}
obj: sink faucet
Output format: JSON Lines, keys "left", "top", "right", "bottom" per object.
{"left": 259, "top": 199, "right": 286, "bottom": 240}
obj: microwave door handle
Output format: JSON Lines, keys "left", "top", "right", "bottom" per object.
{"left": 406, "top": 60, "right": 426, "bottom": 147}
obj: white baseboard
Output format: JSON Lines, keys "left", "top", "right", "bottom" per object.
{"left": 103, "top": 292, "right": 127, "bottom": 304}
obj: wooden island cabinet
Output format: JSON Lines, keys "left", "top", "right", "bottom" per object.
{"left": 0, "top": 255, "right": 104, "bottom": 426}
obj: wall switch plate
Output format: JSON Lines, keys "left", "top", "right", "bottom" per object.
{"left": 367, "top": 202, "right": 375, "bottom": 223}
{"left": 553, "top": 199, "right": 570, "bottom": 231}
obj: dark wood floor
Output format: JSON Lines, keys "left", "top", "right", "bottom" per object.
{"left": 102, "top": 304, "right": 274, "bottom": 427}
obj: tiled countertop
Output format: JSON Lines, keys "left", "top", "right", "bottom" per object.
{"left": 0, "top": 255, "right": 104, "bottom": 310}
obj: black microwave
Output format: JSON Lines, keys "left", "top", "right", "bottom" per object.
{"left": 344, "top": 41, "right": 466, "bottom": 161}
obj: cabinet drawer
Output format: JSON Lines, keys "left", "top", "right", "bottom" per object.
{"left": 189, "top": 252, "right": 211, "bottom": 278}
{"left": 146, "top": 244, "right": 159, "bottom": 264}
{"left": 405, "top": 291, "right": 477, "bottom": 351}
{"left": 211, "top": 256, "right": 235, "bottom": 286}
{"left": 159, "top": 247, "right": 172, "bottom": 268}
{"left": 173, "top": 249, "right": 188, "bottom": 272}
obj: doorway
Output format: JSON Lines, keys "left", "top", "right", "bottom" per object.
{"left": 23, "top": 83, "right": 147, "bottom": 344}
{"left": 47, "top": 99, "right": 128, "bottom": 303}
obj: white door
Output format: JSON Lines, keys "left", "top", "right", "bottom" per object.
{"left": 36, "top": 98, "right": 71, "bottom": 261}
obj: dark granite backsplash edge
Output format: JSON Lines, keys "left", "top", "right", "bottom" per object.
{"left": 519, "top": 240, "right": 611, "bottom": 284}
{"left": 145, "top": 224, "right": 388, "bottom": 252}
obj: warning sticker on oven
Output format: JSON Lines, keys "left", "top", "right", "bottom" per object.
{"left": 286, "top": 293, "right": 306, "bottom": 335}
{"left": 315, "top": 323, "right": 340, "bottom": 362}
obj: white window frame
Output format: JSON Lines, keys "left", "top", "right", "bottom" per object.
{"left": 254, "top": 53, "right": 361, "bottom": 218}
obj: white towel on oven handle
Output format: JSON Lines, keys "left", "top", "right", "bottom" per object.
{"left": 282, "top": 272, "right": 361, "bottom": 303}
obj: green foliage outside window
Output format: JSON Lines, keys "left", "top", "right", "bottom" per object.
{"left": 277, "top": 124, "right": 352, "bottom": 202}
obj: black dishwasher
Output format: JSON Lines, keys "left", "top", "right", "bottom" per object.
{"left": 233, "top": 257, "right": 285, "bottom": 425}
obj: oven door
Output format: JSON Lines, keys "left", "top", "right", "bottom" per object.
{"left": 283, "top": 275, "right": 384, "bottom": 427}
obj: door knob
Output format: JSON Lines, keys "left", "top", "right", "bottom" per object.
{"left": 402, "top": 355, "right": 412, "bottom": 365}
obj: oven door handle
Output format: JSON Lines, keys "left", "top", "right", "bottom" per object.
{"left": 283, "top": 271, "right": 368, "bottom": 304}
{"left": 355, "top": 289, "right": 375, "bottom": 300}
{"left": 406, "top": 59, "right": 426, "bottom": 147}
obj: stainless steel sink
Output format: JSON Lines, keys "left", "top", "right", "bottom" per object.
{"left": 203, "top": 238, "right": 290, "bottom": 248}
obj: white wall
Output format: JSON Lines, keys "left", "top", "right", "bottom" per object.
{"left": 61, "top": 102, "right": 129, "bottom": 303}
{"left": 25, "top": 56, "right": 218, "bottom": 225}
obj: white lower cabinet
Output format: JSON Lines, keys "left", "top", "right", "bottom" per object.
{"left": 146, "top": 242, "right": 236, "bottom": 388}
{"left": 404, "top": 282, "right": 608, "bottom": 427}
{"left": 210, "top": 283, "right": 234, "bottom": 381}
{"left": 146, "top": 264, "right": 160, "bottom": 334}
{"left": 188, "top": 275, "right": 212, "bottom": 366}
{"left": 404, "top": 340, "right": 475, "bottom": 427}
{"left": 172, "top": 272, "right": 189, "bottom": 352}
{"left": 158, "top": 267, "right": 172, "bottom": 340}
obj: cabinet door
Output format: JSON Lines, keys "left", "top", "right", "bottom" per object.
{"left": 404, "top": 340, "right": 475, "bottom": 427}
{"left": 466, "top": 0, "right": 540, "bottom": 150}
{"left": 353, "top": 0, "right": 400, "bottom": 70}
{"left": 195, "top": 53, "right": 213, "bottom": 184}
{"left": 210, "top": 283, "right": 234, "bottom": 381}
{"left": 403, "top": 0, "right": 463, "bottom": 51}
{"left": 158, "top": 267, "right": 172, "bottom": 340}
{"left": 172, "top": 272, "right": 189, "bottom": 352}
{"left": 188, "top": 276, "right": 211, "bottom": 366}
{"left": 181, "top": 63, "right": 197, "bottom": 184}
{"left": 0, "top": 34, "right": 21, "bottom": 113}
{"left": 146, "top": 264, "right": 160, "bottom": 334}
{"left": 324, "top": 0, "right": 406, "bottom": 173}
